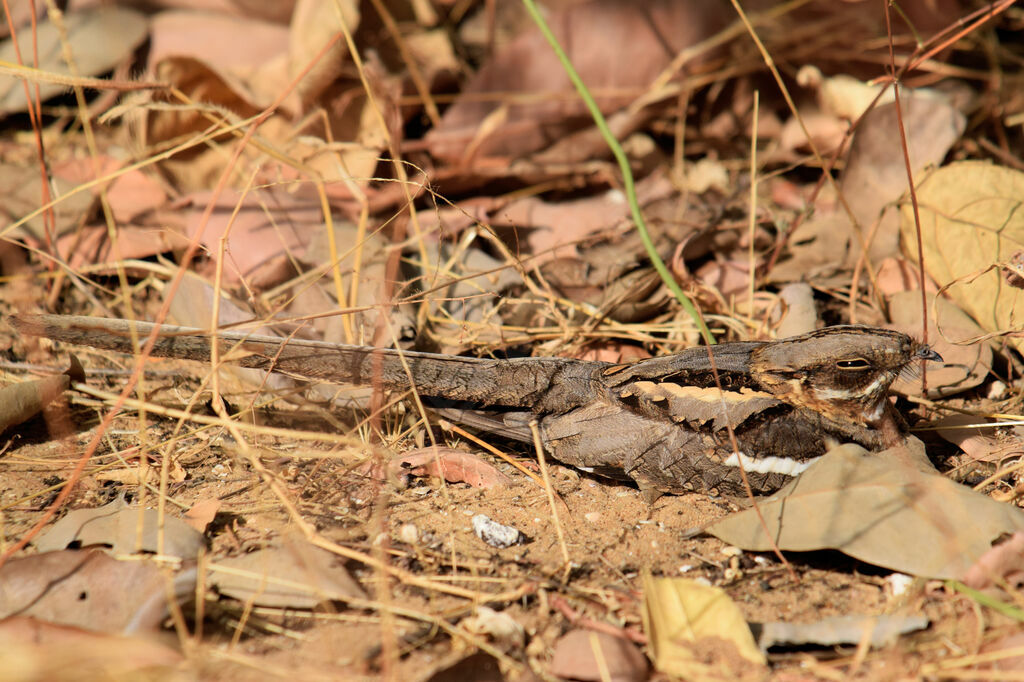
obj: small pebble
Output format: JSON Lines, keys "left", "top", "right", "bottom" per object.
{"left": 398, "top": 522, "right": 419, "bottom": 545}
{"left": 887, "top": 573, "right": 914, "bottom": 596}
{"left": 472, "top": 514, "right": 522, "bottom": 548}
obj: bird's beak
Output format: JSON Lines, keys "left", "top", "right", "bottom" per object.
{"left": 915, "top": 346, "right": 943, "bottom": 363}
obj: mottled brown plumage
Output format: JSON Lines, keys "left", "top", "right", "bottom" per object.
{"left": 10, "top": 315, "right": 940, "bottom": 496}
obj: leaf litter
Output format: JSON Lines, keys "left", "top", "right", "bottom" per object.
{"left": 1, "top": 1, "right": 1023, "bottom": 679}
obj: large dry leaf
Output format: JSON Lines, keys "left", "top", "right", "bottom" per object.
{"left": 888, "top": 291, "right": 991, "bottom": 398}
{"left": 642, "top": 574, "right": 765, "bottom": 678}
{"left": 0, "top": 549, "right": 195, "bottom": 634}
{"left": 707, "top": 440, "right": 1024, "bottom": 579}
{"left": 900, "top": 161, "right": 1024, "bottom": 354}
{"left": 147, "top": 9, "right": 290, "bottom": 111}
{"left": 34, "top": 496, "right": 205, "bottom": 560}
{"left": 425, "top": 1, "right": 730, "bottom": 161}
{"left": 771, "top": 94, "right": 965, "bottom": 279}
{"left": 0, "top": 160, "right": 96, "bottom": 241}
{"left": 211, "top": 536, "right": 365, "bottom": 608}
{"left": 0, "top": 6, "right": 148, "bottom": 115}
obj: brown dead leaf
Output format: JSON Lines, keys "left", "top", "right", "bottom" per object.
{"left": 0, "top": 160, "right": 96, "bottom": 243}
{"left": 211, "top": 534, "right": 365, "bottom": 608}
{"left": 148, "top": 9, "right": 290, "bottom": 111}
{"left": 425, "top": 1, "right": 729, "bottom": 161}
{"left": 423, "top": 651, "right": 506, "bottom": 682}
{"left": 34, "top": 496, "right": 205, "bottom": 560}
{"left": 935, "top": 414, "right": 1024, "bottom": 464}
{"left": 848, "top": 93, "right": 966, "bottom": 258}
{"left": 875, "top": 257, "right": 939, "bottom": 300}
{"left": 901, "top": 161, "right": 1024, "bottom": 355}
{"left": 181, "top": 186, "right": 325, "bottom": 289}
{"left": 0, "top": 356, "right": 82, "bottom": 434}
{"left": 184, "top": 499, "right": 222, "bottom": 533}
{"left": 707, "top": 439, "right": 1024, "bottom": 579}
{"left": 978, "top": 632, "right": 1024, "bottom": 673}
{"left": 888, "top": 291, "right": 991, "bottom": 398}
{"left": 772, "top": 94, "right": 965, "bottom": 279}
{"left": 0, "top": 616, "right": 183, "bottom": 679}
{"left": 369, "top": 447, "right": 511, "bottom": 490}
{"left": 962, "top": 532, "right": 1024, "bottom": 590}
{"left": 575, "top": 342, "right": 652, "bottom": 364}
{"left": 0, "top": 549, "right": 195, "bottom": 634}
{"left": 549, "top": 629, "right": 649, "bottom": 682}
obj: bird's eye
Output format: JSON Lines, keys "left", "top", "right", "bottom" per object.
{"left": 836, "top": 358, "right": 871, "bottom": 370}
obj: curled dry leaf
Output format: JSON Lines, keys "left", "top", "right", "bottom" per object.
{"left": 0, "top": 356, "right": 83, "bottom": 433}
{"left": 642, "top": 574, "right": 766, "bottom": 678}
{"left": 360, "top": 447, "right": 510, "bottom": 490}
{"left": 0, "top": 549, "right": 196, "bottom": 634}
{"left": 34, "top": 496, "right": 205, "bottom": 560}
{"left": 707, "top": 439, "right": 1024, "bottom": 579}
{"left": 398, "top": 447, "right": 511, "bottom": 489}
{"left": 549, "top": 629, "right": 648, "bottom": 682}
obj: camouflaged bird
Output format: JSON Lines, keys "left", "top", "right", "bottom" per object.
{"left": 11, "top": 315, "right": 941, "bottom": 497}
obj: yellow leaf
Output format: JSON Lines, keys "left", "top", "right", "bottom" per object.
{"left": 900, "top": 161, "right": 1024, "bottom": 353}
{"left": 642, "top": 573, "right": 765, "bottom": 679}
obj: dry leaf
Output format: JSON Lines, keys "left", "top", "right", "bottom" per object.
{"left": 0, "top": 616, "right": 183, "bottom": 680}
{"left": 642, "top": 574, "right": 766, "bottom": 678}
{"left": 459, "top": 606, "right": 525, "bottom": 650}
{"left": 935, "top": 414, "right": 1024, "bottom": 464}
{"left": 184, "top": 499, "right": 222, "bottom": 533}
{"left": 978, "top": 632, "right": 1024, "bottom": 673}
{"left": 426, "top": 1, "right": 729, "bottom": 161}
{"left": 0, "top": 549, "right": 195, "bottom": 634}
{"left": 34, "top": 496, "right": 205, "bottom": 560}
{"left": 901, "top": 161, "right": 1024, "bottom": 354}
{"left": 422, "top": 652, "right": 505, "bottom": 682}
{"left": 397, "top": 447, "right": 511, "bottom": 489}
{"left": 0, "top": 356, "right": 82, "bottom": 433}
{"left": 707, "top": 439, "right": 1024, "bottom": 579}
{"left": 289, "top": 0, "right": 360, "bottom": 108}
{"left": 549, "top": 629, "right": 648, "bottom": 682}
{"left": 888, "top": 291, "right": 991, "bottom": 398}
{"left": 962, "top": 532, "right": 1024, "bottom": 590}
{"left": 0, "top": 6, "right": 148, "bottom": 115}
{"left": 211, "top": 535, "right": 365, "bottom": 608}
{"left": 754, "top": 615, "right": 929, "bottom": 652}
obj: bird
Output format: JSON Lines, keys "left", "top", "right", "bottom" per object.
{"left": 10, "top": 314, "right": 942, "bottom": 497}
